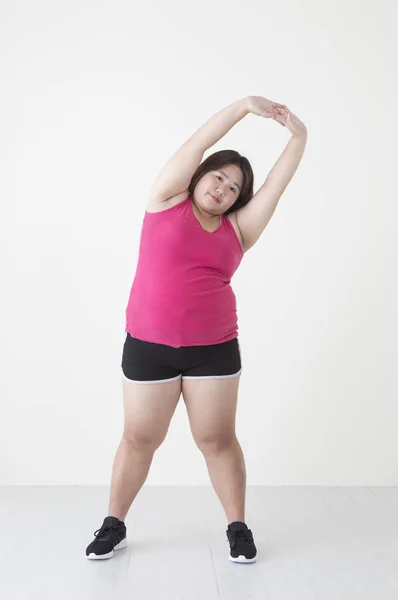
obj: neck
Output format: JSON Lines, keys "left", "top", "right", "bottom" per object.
{"left": 192, "top": 198, "right": 221, "bottom": 221}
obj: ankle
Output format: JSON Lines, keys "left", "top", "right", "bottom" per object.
{"left": 107, "top": 512, "right": 126, "bottom": 523}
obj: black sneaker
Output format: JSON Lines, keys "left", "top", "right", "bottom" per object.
{"left": 85, "top": 516, "right": 127, "bottom": 560}
{"left": 226, "top": 521, "right": 257, "bottom": 563}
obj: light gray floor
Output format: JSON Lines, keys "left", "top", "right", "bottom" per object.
{"left": 1, "top": 486, "right": 398, "bottom": 599}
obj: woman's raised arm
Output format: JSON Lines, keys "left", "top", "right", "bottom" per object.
{"left": 148, "top": 97, "right": 284, "bottom": 204}
{"left": 188, "top": 96, "right": 286, "bottom": 153}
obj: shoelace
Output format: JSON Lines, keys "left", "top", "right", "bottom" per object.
{"left": 227, "top": 528, "right": 253, "bottom": 544}
{"left": 93, "top": 524, "right": 121, "bottom": 544}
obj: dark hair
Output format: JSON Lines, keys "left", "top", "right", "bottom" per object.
{"left": 187, "top": 149, "right": 254, "bottom": 215}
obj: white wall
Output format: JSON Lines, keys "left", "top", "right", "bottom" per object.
{"left": 1, "top": 0, "right": 397, "bottom": 485}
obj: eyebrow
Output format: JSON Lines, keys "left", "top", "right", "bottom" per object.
{"left": 218, "top": 170, "right": 241, "bottom": 192}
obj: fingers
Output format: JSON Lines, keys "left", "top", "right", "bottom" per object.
{"left": 264, "top": 105, "right": 288, "bottom": 126}
{"left": 273, "top": 113, "right": 287, "bottom": 127}
{"left": 268, "top": 100, "right": 290, "bottom": 127}
{"left": 272, "top": 102, "right": 288, "bottom": 111}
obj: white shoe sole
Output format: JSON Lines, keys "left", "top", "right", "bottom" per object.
{"left": 86, "top": 537, "right": 128, "bottom": 560}
{"left": 229, "top": 554, "right": 257, "bottom": 563}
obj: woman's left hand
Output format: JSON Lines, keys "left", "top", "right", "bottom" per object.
{"left": 246, "top": 95, "right": 287, "bottom": 125}
{"left": 273, "top": 106, "right": 308, "bottom": 138}
{"left": 247, "top": 96, "right": 307, "bottom": 137}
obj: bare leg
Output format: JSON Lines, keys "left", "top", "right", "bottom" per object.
{"left": 107, "top": 436, "right": 156, "bottom": 522}
{"left": 202, "top": 437, "right": 247, "bottom": 524}
{"left": 107, "top": 376, "right": 182, "bottom": 522}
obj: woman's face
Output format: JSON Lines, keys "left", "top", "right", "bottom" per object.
{"left": 193, "top": 164, "right": 243, "bottom": 216}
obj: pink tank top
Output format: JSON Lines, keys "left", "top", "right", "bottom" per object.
{"left": 125, "top": 195, "right": 244, "bottom": 347}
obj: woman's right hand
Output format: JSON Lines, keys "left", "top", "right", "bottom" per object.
{"left": 246, "top": 95, "right": 288, "bottom": 126}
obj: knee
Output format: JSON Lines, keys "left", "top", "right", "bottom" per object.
{"left": 122, "top": 428, "right": 165, "bottom": 451}
{"left": 195, "top": 433, "right": 237, "bottom": 455}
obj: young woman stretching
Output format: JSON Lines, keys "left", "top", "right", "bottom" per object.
{"left": 86, "top": 96, "right": 308, "bottom": 563}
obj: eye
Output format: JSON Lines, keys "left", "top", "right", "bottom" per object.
{"left": 216, "top": 174, "right": 236, "bottom": 193}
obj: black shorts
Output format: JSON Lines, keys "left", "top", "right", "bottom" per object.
{"left": 121, "top": 333, "right": 242, "bottom": 384}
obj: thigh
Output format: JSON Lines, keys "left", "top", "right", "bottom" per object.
{"left": 121, "top": 377, "right": 181, "bottom": 446}
{"left": 182, "top": 375, "right": 241, "bottom": 446}
{"left": 121, "top": 334, "right": 182, "bottom": 445}
{"left": 180, "top": 337, "right": 242, "bottom": 445}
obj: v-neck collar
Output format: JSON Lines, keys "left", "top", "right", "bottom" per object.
{"left": 190, "top": 198, "right": 223, "bottom": 233}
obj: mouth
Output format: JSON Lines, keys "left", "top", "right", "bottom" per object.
{"left": 210, "top": 193, "right": 221, "bottom": 203}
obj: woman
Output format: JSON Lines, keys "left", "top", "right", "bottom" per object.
{"left": 85, "top": 96, "right": 307, "bottom": 563}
